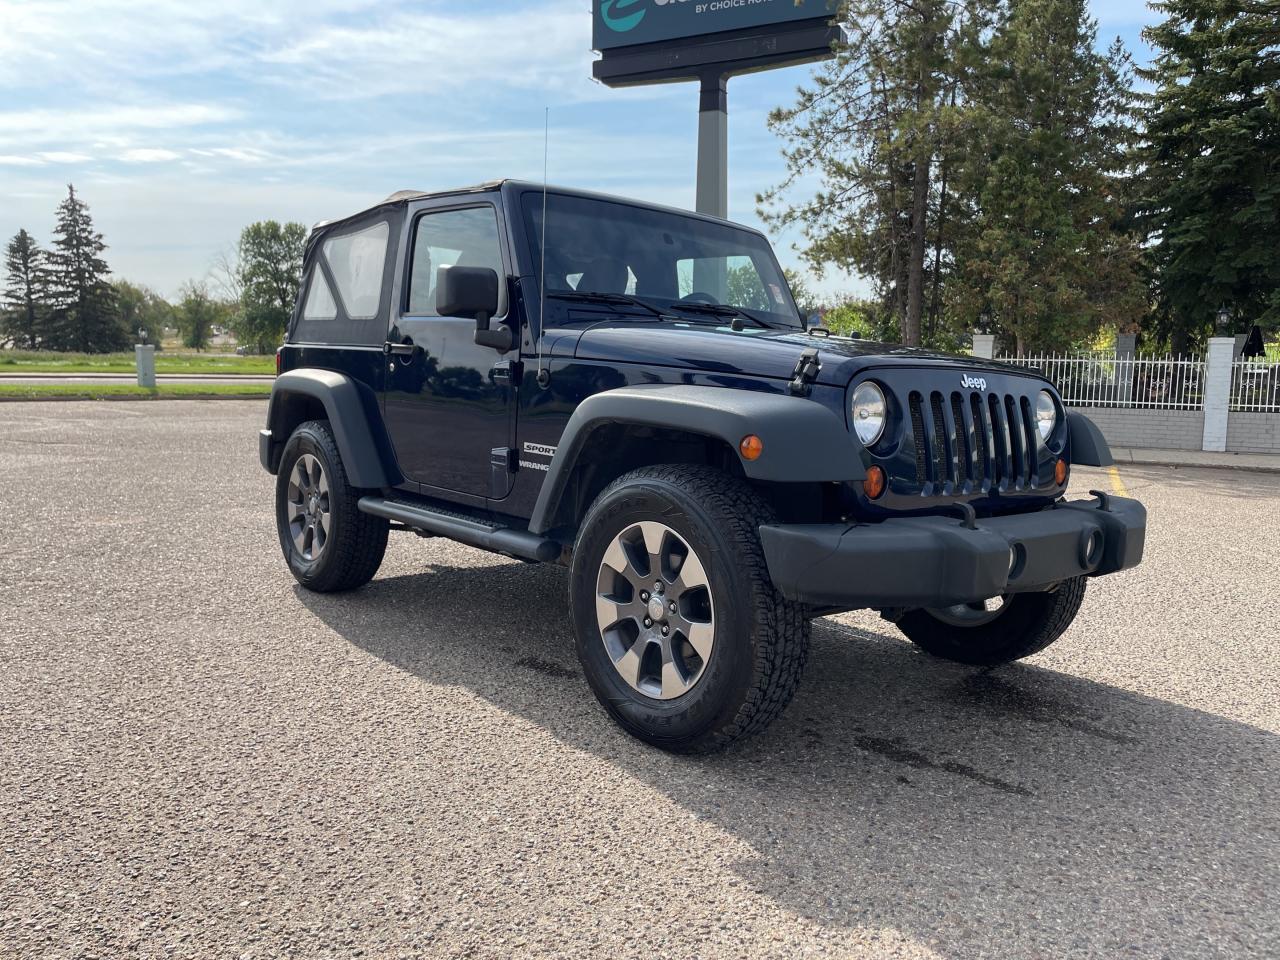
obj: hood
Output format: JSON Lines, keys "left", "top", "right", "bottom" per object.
{"left": 565, "top": 318, "right": 1040, "bottom": 386}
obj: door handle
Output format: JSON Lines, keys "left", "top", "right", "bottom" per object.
{"left": 384, "top": 338, "right": 417, "bottom": 357}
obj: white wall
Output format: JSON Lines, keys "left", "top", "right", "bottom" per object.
{"left": 1073, "top": 407, "right": 1206, "bottom": 452}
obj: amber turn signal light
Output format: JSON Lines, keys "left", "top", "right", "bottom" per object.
{"left": 1055, "top": 458, "right": 1069, "bottom": 486}
{"left": 739, "top": 435, "right": 764, "bottom": 461}
{"left": 863, "top": 465, "right": 887, "bottom": 500}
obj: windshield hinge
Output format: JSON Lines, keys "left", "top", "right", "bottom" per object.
{"left": 789, "top": 348, "right": 821, "bottom": 396}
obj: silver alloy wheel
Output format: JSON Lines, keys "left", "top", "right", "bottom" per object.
{"left": 595, "top": 520, "right": 715, "bottom": 701}
{"left": 287, "top": 453, "right": 331, "bottom": 563}
{"left": 927, "top": 596, "right": 1009, "bottom": 628}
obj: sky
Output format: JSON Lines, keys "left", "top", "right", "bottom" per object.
{"left": 0, "top": 0, "right": 1160, "bottom": 302}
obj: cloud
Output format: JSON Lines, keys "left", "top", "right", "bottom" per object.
{"left": 34, "top": 151, "right": 93, "bottom": 164}
{"left": 257, "top": 8, "right": 593, "bottom": 101}
{"left": 119, "top": 148, "right": 183, "bottom": 163}
{"left": 0, "top": 155, "right": 44, "bottom": 167}
{"left": 0, "top": 104, "right": 241, "bottom": 147}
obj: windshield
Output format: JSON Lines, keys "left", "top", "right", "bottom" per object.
{"left": 523, "top": 192, "right": 802, "bottom": 328}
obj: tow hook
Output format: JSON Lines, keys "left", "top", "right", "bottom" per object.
{"left": 1089, "top": 490, "right": 1113, "bottom": 512}
{"left": 952, "top": 502, "right": 978, "bottom": 530}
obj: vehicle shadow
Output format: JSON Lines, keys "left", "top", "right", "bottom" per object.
{"left": 297, "top": 558, "right": 1279, "bottom": 959}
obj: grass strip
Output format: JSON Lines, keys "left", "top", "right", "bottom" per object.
{"left": 0, "top": 383, "right": 270, "bottom": 401}
{"left": 0, "top": 350, "right": 274, "bottom": 376}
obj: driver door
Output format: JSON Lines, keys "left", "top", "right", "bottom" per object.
{"left": 381, "top": 199, "right": 517, "bottom": 503}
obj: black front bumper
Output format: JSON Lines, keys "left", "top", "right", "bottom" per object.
{"left": 760, "top": 496, "right": 1146, "bottom": 610}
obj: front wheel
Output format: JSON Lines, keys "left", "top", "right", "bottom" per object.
{"left": 569, "top": 465, "right": 810, "bottom": 754}
{"left": 897, "top": 577, "right": 1087, "bottom": 666}
{"left": 275, "top": 420, "right": 389, "bottom": 593}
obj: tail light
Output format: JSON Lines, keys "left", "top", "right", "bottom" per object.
{"left": 275, "top": 347, "right": 283, "bottom": 376}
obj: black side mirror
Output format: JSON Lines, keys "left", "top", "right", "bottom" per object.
{"left": 436, "top": 265, "right": 509, "bottom": 351}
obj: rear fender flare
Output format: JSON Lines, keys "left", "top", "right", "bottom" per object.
{"left": 263, "top": 369, "right": 400, "bottom": 489}
{"left": 528, "top": 384, "right": 865, "bottom": 535}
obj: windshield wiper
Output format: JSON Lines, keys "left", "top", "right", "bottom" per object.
{"left": 668, "top": 301, "right": 783, "bottom": 331}
{"left": 548, "top": 291, "right": 669, "bottom": 320}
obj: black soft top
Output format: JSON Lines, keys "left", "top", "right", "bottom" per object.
{"left": 309, "top": 180, "right": 766, "bottom": 243}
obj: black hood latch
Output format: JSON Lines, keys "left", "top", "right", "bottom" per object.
{"left": 789, "top": 348, "right": 821, "bottom": 397}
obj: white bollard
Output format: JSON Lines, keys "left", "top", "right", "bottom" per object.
{"left": 136, "top": 344, "right": 156, "bottom": 388}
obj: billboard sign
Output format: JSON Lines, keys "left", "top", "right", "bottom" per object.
{"left": 593, "top": 0, "right": 835, "bottom": 52}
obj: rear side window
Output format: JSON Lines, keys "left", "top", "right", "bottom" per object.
{"left": 407, "top": 206, "right": 506, "bottom": 317}
{"left": 290, "top": 209, "right": 401, "bottom": 346}
{"left": 323, "top": 221, "right": 388, "bottom": 320}
{"left": 301, "top": 269, "right": 337, "bottom": 321}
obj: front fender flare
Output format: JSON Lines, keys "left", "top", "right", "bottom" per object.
{"left": 262, "top": 369, "right": 398, "bottom": 489}
{"left": 1067, "top": 411, "right": 1114, "bottom": 467}
{"left": 528, "top": 384, "right": 865, "bottom": 535}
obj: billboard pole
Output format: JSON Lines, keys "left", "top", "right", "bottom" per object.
{"left": 696, "top": 72, "right": 729, "bottom": 220}
{"left": 592, "top": 3, "right": 839, "bottom": 221}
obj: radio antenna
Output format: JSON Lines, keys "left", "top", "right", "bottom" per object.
{"left": 535, "top": 106, "right": 551, "bottom": 390}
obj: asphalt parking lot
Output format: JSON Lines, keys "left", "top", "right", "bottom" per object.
{"left": 2, "top": 400, "right": 1277, "bottom": 959}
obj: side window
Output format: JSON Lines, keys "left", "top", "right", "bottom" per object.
{"left": 408, "top": 206, "right": 506, "bottom": 317}
{"left": 301, "top": 267, "right": 337, "bottom": 321}
{"left": 322, "top": 221, "right": 389, "bottom": 320}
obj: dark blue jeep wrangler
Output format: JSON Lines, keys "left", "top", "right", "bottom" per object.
{"left": 260, "top": 181, "right": 1145, "bottom": 752}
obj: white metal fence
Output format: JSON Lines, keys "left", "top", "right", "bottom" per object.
{"left": 1230, "top": 359, "right": 1280, "bottom": 413}
{"left": 1001, "top": 353, "right": 1206, "bottom": 410}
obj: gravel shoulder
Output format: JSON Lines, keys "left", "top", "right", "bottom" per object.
{"left": 1, "top": 401, "right": 1277, "bottom": 959}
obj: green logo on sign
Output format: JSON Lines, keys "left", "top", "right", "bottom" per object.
{"left": 601, "top": 0, "right": 646, "bottom": 33}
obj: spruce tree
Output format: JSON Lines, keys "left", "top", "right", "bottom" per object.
{"left": 1136, "top": 0, "right": 1280, "bottom": 351}
{"left": 1, "top": 229, "right": 49, "bottom": 349}
{"left": 951, "top": 0, "right": 1145, "bottom": 355}
{"left": 46, "top": 184, "right": 127, "bottom": 353}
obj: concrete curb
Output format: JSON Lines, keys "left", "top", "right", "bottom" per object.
{"left": 1113, "top": 447, "right": 1280, "bottom": 475}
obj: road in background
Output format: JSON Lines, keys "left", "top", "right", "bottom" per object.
{"left": 0, "top": 373, "right": 274, "bottom": 385}
{"left": 1, "top": 401, "right": 1276, "bottom": 959}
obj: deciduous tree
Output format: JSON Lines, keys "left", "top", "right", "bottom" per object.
{"left": 176, "top": 281, "right": 219, "bottom": 351}
{"left": 762, "top": 0, "right": 993, "bottom": 347}
{"left": 114, "top": 280, "right": 175, "bottom": 348}
{"left": 235, "top": 221, "right": 307, "bottom": 354}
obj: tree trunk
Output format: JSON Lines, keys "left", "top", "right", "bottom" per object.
{"left": 928, "top": 164, "right": 948, "bottom": 344}
{"left": 904, "top": 154, "right": 929, "bottom": 348}
{"left": 927, "top": 83, "right": 957, "bottom": 345}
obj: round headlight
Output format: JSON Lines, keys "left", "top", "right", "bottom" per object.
{"left": 1035, "top": 390, "right": 1058, "bottom": 441}
{"left": 851, "top": 382, "right": 887, "bottom": 446}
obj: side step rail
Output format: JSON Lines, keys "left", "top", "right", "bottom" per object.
{"left": 357, "top": 496, "right": 561, "bottom": 563}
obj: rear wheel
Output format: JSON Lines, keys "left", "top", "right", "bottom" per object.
{"left": 569, "top": 465, "right": 810, "bottom": 753}
{"left": 275, "top": 420, "right": 388, "bottom": 593}
{"left": 897, "top": 577, "right": 1087, "bottom": 666}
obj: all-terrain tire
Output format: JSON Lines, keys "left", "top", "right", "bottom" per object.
{"left": 897, "top": 577, "right": 1088, "bottom": 666}
{"left": 275, "top": 420, "right": 389, "bottom": 593}
{"left": 569, "top": 464, "right": 810, "bottom": 753}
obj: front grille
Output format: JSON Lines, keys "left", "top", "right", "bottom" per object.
{"left": 908, "top": 389, "right": 1040, "bottom": 492}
